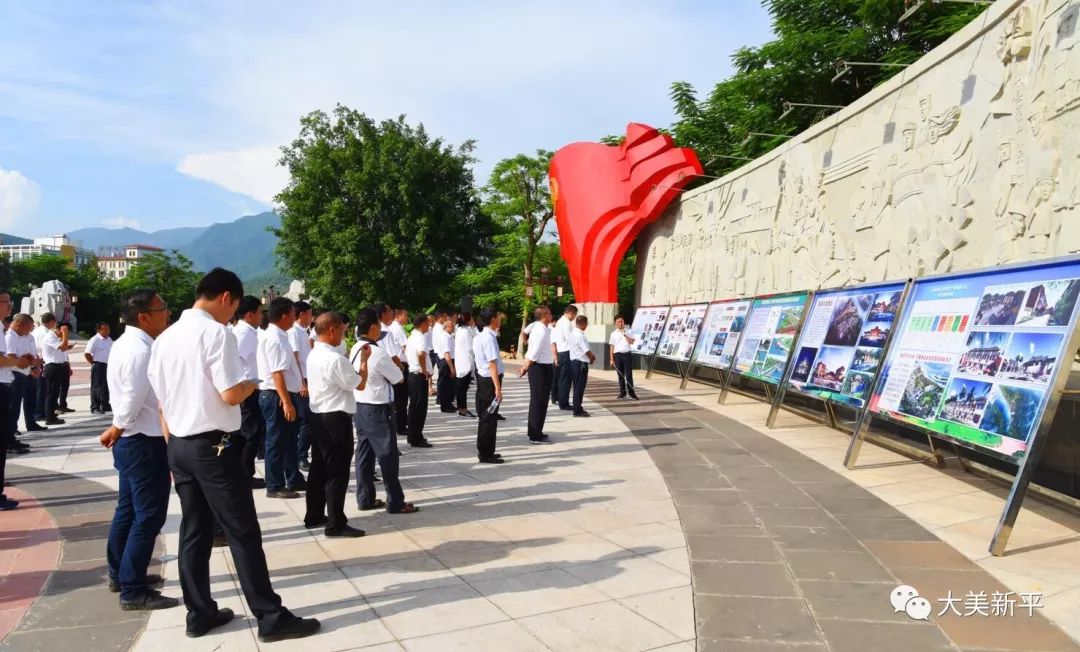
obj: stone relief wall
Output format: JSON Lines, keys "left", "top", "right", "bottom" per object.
{"left": 638, "top": 0, "right": 1080, "bottom": 306}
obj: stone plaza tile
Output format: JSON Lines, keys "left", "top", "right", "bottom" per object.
{"left": 519, "top": 601, "right": 680, "bottom": 652}
{"left": 484, "top": 512, "right": 588, "bottom": 541}
{"left": 400, "top": 621, "right": 549, "bottom": 652}
{"left": 596, "top": 521, "right": 688, "bottom": 554}
{"left": 317, "top": 528, "right": 425, "bottom": 565}
{"left": 366, "top": 583, "right": 509, "bottom": 640}
{"left": 695, "top": 595, "right": 820, "bottom": 643}
{"left": 273, "top": 597, "right": 396, "bottom": 651}
{"left": 691, "top": 561, "right": 800, "bottom": 598}
{"left": 818, "top": 620, "right": 954, "bottom": 652}
{"left": 562, "top": 554, "right": 691, "bottom": 599}
{"left": 468, "top": 567, "right": 610, "bottom": 618}
{"left": 643, "top": 546, "right": 692, "bottom": 577}
{"left": 136, "top": 623, "right": 260, "bottom": 651}
{"left": 618, "top": 587, "right": 696, "bottom": 640}
{"left": 340, "top": 555, "right": 462, "bottom": 598}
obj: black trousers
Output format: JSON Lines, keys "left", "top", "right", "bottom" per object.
{"left": 527, "top": 363, "right": 553, "bottom": 440}
{"left": 556, "top": 351, "right": 573, "bottom": 408}
{"left": 35, "top": 372, "right": 46, "bottom": 421}
{"left": 392, "top": 364, "right": 408, "bottom": 435}
{"left": 60, "top": 362, "right": 71, "bottom": 408}
{"left": 571, "top": 360, "right": 589, "bottom": 414}
{"left": 0, "top": 384, "right": 10, "bottom": 496}
{"left": 304, "top": 411, "right": 354, "bottom": 531}
{"left": 455, "top": 371, "right": 472, "bottom": 410}
{"left": 436, "top": 359, "right": 456, "bottom": 410}
{"left": 90, "top": 361, "right": 110, "bottom": 411}
{"left": 475, "top": 374, "right": 501, "bottom": 458}
{"left": 239, "top": 392, "right": 265, "bottom": 479}
{"left": 614, "top": 352, "right": 637, "bottom": 398}
{"left": 8, "top": 374, "right": 25, "bottom": 441}
{"left": 43, "top": 363, "right": 65, "bottom": 419}
{"left": 167, "top": 432, "right": 284, "bottom": 629}
{"left": 406, "top": 373, "right": 428, "bottom": 443}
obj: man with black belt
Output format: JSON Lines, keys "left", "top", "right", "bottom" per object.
{"left": 552, "top": 305, "right": 577, "bottom": 410}
{"left": 7, "top": 314, "right": 43, "bottom": 452}
{"left": 41, "top": 317, "right": 73, "bottom": 425}
{"left": 609, "top": 315, "right": 639, "bottom": 400}
{"left": 0, "top": 292, "right": 34, "bottom": 511}
{"left": 404, "top": 314, "right": 433, "bottom": 448}
{"left": 232, "top": 296, "right": 265, "bottom": 489}
{"left": 433, "top": 312, "right": 456, "bottom": 413}
{"left": 568, "top": 315, "right": 596, "bottom": 417}
{"left": 100, "top": 289, "right": 178, "bottom": 610}
{"left": 518, "top": 306, "right": 554, "bottom": 444}
{"left": 351, "top": 308, "right": 419, "bottom": 514}
{"left": 258, "top": 297, "right": 305, "bottom": 499}
{"left": 473, "top": 308, "right": 505, "bottom": 464}
{"left": 85, "top": 322, "right": 113, "bottom": 414}
{"left": 147, "top": 268, "right": 319, "bottom": 642}
{"left": 304, "top": 311, "right": 368, "bottom": 537}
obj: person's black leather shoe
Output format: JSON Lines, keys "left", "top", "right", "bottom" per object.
{"left": 573, "top": 411, "right": 591, "bottom": 418}
{"left": 267, "top": 489, "right": 301, "bottom": 499}
{"left": 409, "top": 440, "right": 433, "bottom": 448}
{"left": 187, "top": 608, "right": 235, "bottom": 638}
{"left": 324, "top": 525, "right": 365, "bottom": 538}
{"left": 304, "top": 515, "right": 328, "bottom": 529}
{"left": 45, "top": 418, "right": 65, "bottom": 425}
{"left": 109, "top": 573, "right": 164, "bottom": 593}
{"left": 120, "top": 589, "right": 180, "bottom": 611}
{"left": 478, "top": 456, "right": 504, "bottom": 464}
{"left": 250, "top": 477, "right": 266, "bottom": 489}
{"left": 257, "top": 612, "right": 321, "bottom": 643}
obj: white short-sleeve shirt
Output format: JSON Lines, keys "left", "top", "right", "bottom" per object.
{"left": 405, "top": 330, "right": 428, "bottom": 374}
{"left": 232, "top": 321, "right": 260, "bottom": 381}
{"left": 473, "top": 328, "right": 504, "bottom": 378}
{"left": 307, "top": 342, "right": 362, "bottom": 414}
{"left": 289, "top": 323, "right": 313, "bottom": 379}
{"left": 609, "top": 328, "right": 633, "bottom": 354}
{"left": 86, "top": 333, "right": 113, "bottom": 364}
{"left": 454, "top": 326, "right": 475, "bottom": 377}
{"left": 258, "top": 323, "right": 302, "bottom": 392}
{"left": 525, "top": 321, "right": 554, "bottom": 364}
{"left": 569, "top": 328, "right": 591, "bottom": 362}
{"left": 108, "top": 327, "right": 162, "bottom": 437}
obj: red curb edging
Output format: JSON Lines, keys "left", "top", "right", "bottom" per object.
{"left": 0, "top": 486, "right": 62, "bottom": 641}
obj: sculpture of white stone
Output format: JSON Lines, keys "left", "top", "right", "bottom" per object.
{"left": 21, "top": 280, "right": 77, "bottom": 331}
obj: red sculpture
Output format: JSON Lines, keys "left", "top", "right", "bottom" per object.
{"left": 549, "top": 123, "right": 702, "bottom": 304}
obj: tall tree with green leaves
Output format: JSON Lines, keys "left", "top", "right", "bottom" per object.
{"left": 117, "top": 251, "right": 202, "bottom": 324}
{"left": 275, "top": 106, "right": 493, "bottom": 316}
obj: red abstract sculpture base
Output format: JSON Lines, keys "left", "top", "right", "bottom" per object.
{"left": 549, "top": 123, "right": 702, "bottom": 304}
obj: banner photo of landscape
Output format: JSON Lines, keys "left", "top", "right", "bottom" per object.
{"left": 732, "top": 292, "right": 810, "bottom": 384}
{"left": 784, "top": 283, "right": 906, "bottom": 409}
{"left": 656, "top": 303, "right": 709, "bottom": 361}
{"left": 869, "top": 259, "right": 1080, "bottom": 460}
{"left": 691, "top": 299, "right": 753, "bottom": 369}
{"left": 628, "top": 306, "right": 670, "bottom": 356}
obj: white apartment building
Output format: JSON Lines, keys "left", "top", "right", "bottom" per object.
{"left": 97, "top": 244, "right": 164, "bottom": 279}
{"left": 0, "top": 235, "right": 94, "bottom": 267}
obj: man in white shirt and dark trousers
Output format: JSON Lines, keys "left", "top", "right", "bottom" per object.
{"left": 147, "top": 268, "right": 319, "bottom": 642}
{"left": 454, "top": 312, "right": 477, "bottom": 417}
{"left": 609, "top": 315, "right": 639, "bottom": 400}
{"left": 518, "top": 306, "right": 554, "bottom": 444}
{"left": 41, "top": 316, "right": 74, "bottom": 425}
{"left": 352, "top": 307, "right": 419, "bottom": 514}
{"left": 405, "top": 314, "right": 433, "bottom": 448}
{"left": 7, "top": 314, "right": 42, "bottom": 453}
{"left": 99, "top": 289, "right": 178, "bottom": 610}
{"left": 31, "top": 314, "right": 53, "bottom": 422}
{"left": 0, "top": 292, "right": 34, "bottom": 511}
{"left": 551, "top": 305, "right": 578, "bottom": 411}
{"left": 85, "top": 321, "right": 113, "bottom": 414}
{"left": 473, "top": 308, "right": 505, "bottom": 463}
{"left": 258, "top": 297, "right": 305, "bottom": 499}
{"left": 568, "top": 315, "right": 596, "bottom": 417}
{"left": 233, "top": 296, "right": 265, "bottom": 488}
{"left": 378, "top": 305, "right": 409, "bottom": 437}
{"left": 304, "top": 311, "right": 369, "bottom": 537}
{"left": 290, "top": 301, "right": 313, "bottom": 472}
{"left": 434, "top": 312, "right": 457, "bottom": 413}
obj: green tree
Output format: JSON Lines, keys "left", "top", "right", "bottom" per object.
{"left": 116, "top": 251, "right": 202, "bottom": 324}
{"left": 669, "top": 0, "right": 985, "bottom": 178}
{"left": 275, "top": 106, "right": 493, "bottom": 316}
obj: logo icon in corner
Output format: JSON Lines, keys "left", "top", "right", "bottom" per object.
{"left": 891, "top": 585, "right": 931, "bottom": 620}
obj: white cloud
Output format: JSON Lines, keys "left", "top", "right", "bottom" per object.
{"left": 102, "top": 216, "right": 142, "bottom": 230}
{"left": 177, "top": 146, "right": 287, "bottom": 206}
{"left": 0, "top": 167, "right": 41, "bottom": 229}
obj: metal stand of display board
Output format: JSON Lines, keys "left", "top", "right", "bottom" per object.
{"left": 766, "top": 281, "right": 914, "bottom": 435}
{"left": 679, "top": 360, "right": 731, "bottom": 390}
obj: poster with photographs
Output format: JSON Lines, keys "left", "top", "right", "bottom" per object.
{"left": 783, "top": 283, "right": 905, "bottom": 409}
{"left": 870, "top": 258, "right": 1080, "bottom": 461}
{"left": 691, "top": 299, "right": 752, "bottom": 369}
{"left": 732, "top": 292, "right": 810, "bottom": 384}
{"left": 656, "top": 303, "right": 709, "bottom": 361}
{"left": 628, "top": 306, "right": 670, "bottom": 356}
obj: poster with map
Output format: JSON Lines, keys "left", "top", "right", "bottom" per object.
{"left": 870, "top": 259, "right": 1080, "bottom": 461}
{"left": 656, "top": 303, "right": 709, "bottom": 361}
{"left": 691, "top": 299, "right": 752, "bottom": 369}
{"left": 732, "top": 292, "right": 810, "bottom": 384}
{"left": 784, "top": 283, "right": 906, "bottom": 409}
{"left": 628, "top": 306, "right": 669, "bottom": 356}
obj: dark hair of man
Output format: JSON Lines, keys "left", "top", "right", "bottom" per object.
{"left": 477, "top": 307, "right": 497, "bottom": 329}
{"left": 565, "top": 304, "right": 578, "bottom": 316}
{"left": 534, "top": 306, "right": 548, "bottom": 322}
{"left": 372, "top": 302, "right": 391, "bottom": 320}
{"left": 356, "top": 307, "right": 380, "bottom": 338}
{"left": 196, "top": 267, "right": 244, "bottom": 301}
{"left": 412, "top": 313, "right": 428, "bottom": 329}
{"left": 457, "top": 311, "right": 472, "bottom": 327}
{"left": 267, "top": 297, "right": 295, "bottom": 322}
{"left": 575, "top": 315, "right": 588, "bottom": 327}
{"left": 121, "top": 289, "right": 159, "bottom": 326}
{"left": 236, "top": 295, "right": 262, "bottom": 319}
{"left": 260, "top": 312, "right": 269, "bottom": 329}
{"left": 3, "top": 316, "right": 11, "bottom": 325}
{"left": 294, "top": 300, "right": 312, "bottom": 315}
{"left": 41, "top": 312, "right": 56, "bottom": 325}
{"left": 394, "top": 308, "right": 407, "bottom": 318}
{"left": 314, "top": 311, "right": 343, "bottom": 335}
{"left": 340, "top": 312, "right": 350, "bottom": 325}
{"left": 96, "top": 321, "right": 109, "bottom": 329}
{"left": 59, "top": 322, "right": 72, "bottom": 331}
{"left": 614, "top": 314, "right": 624, "bottom": 322}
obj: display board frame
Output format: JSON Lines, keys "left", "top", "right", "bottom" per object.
{"left": 627, "top": 305, "right": 671, "bottom": 358}
{"left": 840, "top": 256, "right": 1080, "bottom": 556}
{"left": 646, "top": 302, "right": 709, "bottom": 382}
{"left": 718, "top": 291, "right": 813, "bottom": 406}
{"left": 680, "top": 297, "right": 754, "bottom": 391}
{"left": 766, "top": 279, "right": 912, "bottom": 432}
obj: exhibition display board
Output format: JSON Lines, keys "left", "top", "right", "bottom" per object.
{"left": 691, "top": 299, "right": 752, "bottom": 370}
{"left": 628, "top": 306, "right": 669, "bottom": 356}
{"left": 656, "top": 303, "right": 709, "bottom": 361}
{"left": 731, "top": 292, "right": 811, "bottom": 384}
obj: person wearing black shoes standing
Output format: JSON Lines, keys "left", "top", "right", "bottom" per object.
{"left": 453, "top": 312, "right": 476, "bottom": 418}
{"left": 57, "top": 322, "right": 74, "bottom": 414}
{"left": 609, "top": 315, "right": 638, "bottom": 400}
{"left": 41, "top": 316, "right": 73, "bottom": 425}
{"left": 85, "top": 322, "right": 113, "bottom": 414}
{"left": 304, "top": 312, "right": 369, "bottom": 537}
{"left": 551, "top": 305, "right": 577, "bottom": 411}
{"left": 147, "top": 268, "right": 319, "bottom": 642}
{"left": 258, "top": 298, "right": 305, "bottom": 499}
{"left": 289, "top": 301, "right": 313, "bottom": 472}
{"left": 0, "top": 292, "right": 34, "bottom": 511}
{"left": 100, "top": 289, "right": 178, "bottom": 611}
{"left": 568, "top": 315, "right": 596, "bottom": 417}
{"left": 473, "top": 309, "right": 505, "bottom": 464}
{"left": 404, "top": 314, "right": 433, "bottom": 448}
{"left": 232, "top": 296, "right": 266, "bottom": 489}
{"left": 518, "top": 306, "right": 554, "bottom": 444}
{"left": 5, "top": 314, "right": 39, "bottom": 454}
{"left": 434, "top": 313, "right": 457, "bottom": 413}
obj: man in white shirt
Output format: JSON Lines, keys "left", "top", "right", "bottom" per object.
{"left": 433, "top": 312, "right": 457, "bottom": 413}
{"left": 453, "top": 312, "right": 476, "bottom": 418}
{"left": 378, "top": 305, "right": 409, "bottom": 437}
{"left": 472, "top": 308, "right": 505, "bottom": 464}
{"left": 0, "top": 293, "right": 34, "bottom": 511}
{"left": 518, "top": 306, "right": 555, "bottom": 444}
{"left": 609, "top": 314, "right": 639, "bottom": 400}
{"left": 351, "top": 307, "right": 418, "bottom": 514}
{"left": 233, "top": 296, "right": 266, "bottom": 487}
{"left": 6, "top": 314, "right": 43, "bottom": 451}
{"left": 258, "top": 297, "right": 305, "bottom": 498}
{"left": 425, "top": 312, "right": 438, "bottom": 397}
{"left": 98, "top": 289, "right": 178, "bottom": 610}
{"left": 41, "top": 316, "right": 74, "bottom": 425}
{"left": 304, "top": 311, "right": 369, "bottom": 537}
{"left": 30, "top": 313, "right": 53, "bottom": 422}
{"left": 551, "top": 305, "right": 578, "bottom": 410}
{"left": 568, "top": 315, "right": 596, "bottom": 417}
{"left": 404, "top": 314, "right": 433, "bottom": 448}
{"left": 85, "top": 321, "right": 114, "bottom": 414}
{"left": 147, "top": 268, "right": 319, "bottom": 642}
{"left": 289, "top": 301, "right": 314, "bottom": 472}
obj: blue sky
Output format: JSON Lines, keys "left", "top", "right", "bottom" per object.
{"left": 0, "top": 1, "right": 772, "bottom": 235}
